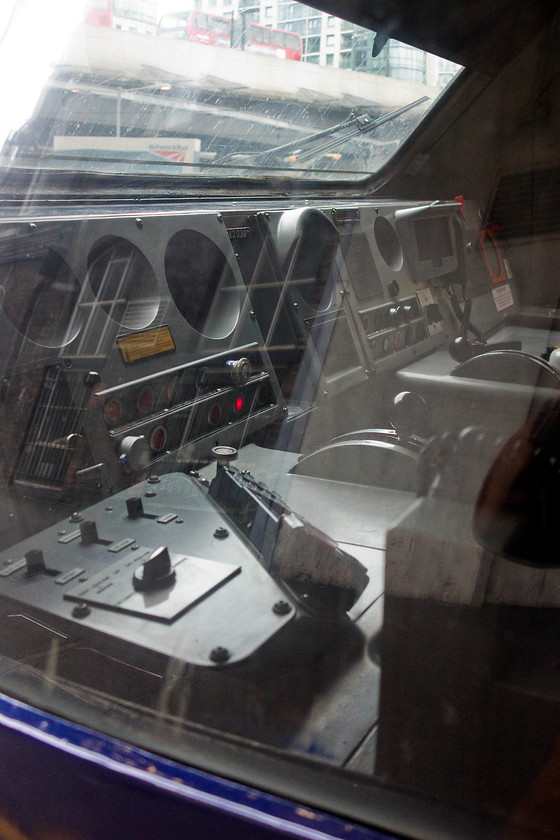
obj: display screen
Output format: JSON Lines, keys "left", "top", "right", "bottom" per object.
{"left": 414, "top": 216, "right": 454, "bottom": 262}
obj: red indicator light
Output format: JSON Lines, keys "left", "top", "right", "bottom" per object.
{"left": 234, "top": 395, "right": 244, "bottom": 414}
{"left": 208, "top": 403, "right": 221, "bottom": 427}
{"left": 137, "top": 387, "right": 154, "bottom": 415}
{"left": 257, "top": 384, "right": 269, "bottom": 405}
{"left": 150, "top": 426, "right": 166, "bottom": 452}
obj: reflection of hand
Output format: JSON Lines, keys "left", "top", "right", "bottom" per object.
{"left": 473, "top": 397, "right": 560, "bottom": 566}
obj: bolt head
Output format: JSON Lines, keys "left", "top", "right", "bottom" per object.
{"left": 210, "top": 646, "right": 230, "bottom": 663}
{"left": 72, "top": 602, "right": 91, "bottom": 619}
{"left": 272, "top": 600, "right": 292, "bottom": 615}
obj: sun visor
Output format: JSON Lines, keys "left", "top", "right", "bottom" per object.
{"left": 305, "top": 0, "right": 557, "bottom": 75}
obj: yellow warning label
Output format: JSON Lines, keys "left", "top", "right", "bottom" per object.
{"left": 117, "top": 325, "right": 176, "bottom": 364}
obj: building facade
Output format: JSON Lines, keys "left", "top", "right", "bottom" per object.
{"left": 190, "top": 0, "right": 459, "bottom": 85}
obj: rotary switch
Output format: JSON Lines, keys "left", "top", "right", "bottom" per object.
{"left": 132, "top": 545, "right": 176, "bottom": 592}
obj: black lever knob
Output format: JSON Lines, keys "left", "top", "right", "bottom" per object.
{"left": 389, "top": 391, "right": 427, "bottom": 436}
{"left": 25, "top": 549, "right": 46, "bottom": 573}
{"left": 126, "top": 496, "right": 144, "bottom": 518}
{"left": 132, "top": 545, "right": 176, "bottom": 592}
{"left": 80, "top": 520, "right": 99, "bottom": 545}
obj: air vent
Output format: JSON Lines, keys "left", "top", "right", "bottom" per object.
{"left": 490, "top": 168, "right": 560, "bottom": 239}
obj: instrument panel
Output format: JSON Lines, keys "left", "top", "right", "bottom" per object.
{"left": 0, "top": 199, "right": 475, "bottom": 506}
{"left": 0, "top": 193, "right": 528, "bottom": 761}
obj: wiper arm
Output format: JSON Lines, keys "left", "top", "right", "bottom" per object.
{"left": 220, "top": 95, "right": 429, "bottom": 167}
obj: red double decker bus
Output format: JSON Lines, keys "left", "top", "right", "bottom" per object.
{"left": 157, "top": 10, "right": 303, "bottom": 61}
{"left": 158, "top": 10, "right": 232, "bottom": 47}
{"left": 84, "top": 0, "right": 157, "bottom": 34}
{"left": 245, "top": 22, "right": 303, "bottom": 61}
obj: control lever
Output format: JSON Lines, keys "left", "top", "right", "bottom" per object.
{"left": 389, "top": 391, "right": 428, "bottom": 446}
{"left": 450, "top": 336, "right": 523, "bottom": 362}
{"left": 24, "top": 549, "right": 59, "bottom": 577}
{"left": 205, "top": 465, "right": 368, "bottom": 614}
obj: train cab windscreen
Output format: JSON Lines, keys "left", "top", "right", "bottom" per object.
{"left": 1, "top": 1, "right": 560, "bottom": 839}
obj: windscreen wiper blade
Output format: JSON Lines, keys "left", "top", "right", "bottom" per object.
{"left": 220, "top": 95, "right": 430, "bottom": 167}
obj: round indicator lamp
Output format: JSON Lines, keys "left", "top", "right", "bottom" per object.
{"left": 233, "top": 395, "right": 244, "bottom": 415}
{"left": 137, "top": 387, "right": 155, "bottom": 415}
{"left": 257, "top": 383, "right": 269, "bottom": 406}
{"left": 208, "top": 403, "right": 221, "bottom": 427}
{"left": 103, "top": 398, "right": 122, "bottom": 426}
{"left": 195, "top": 367, "right": 210, "bottom": 392}
{"left": 150, "top": 426, "right": 167, "bottom": 452}
{"left": 164, "top": 376, "right": 180, "bottom": 406}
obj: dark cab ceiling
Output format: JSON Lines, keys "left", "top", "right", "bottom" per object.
{"left": 307, "top": 0, "right": 558, "bottom": 75}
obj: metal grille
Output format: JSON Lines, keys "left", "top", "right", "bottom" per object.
{"left": 490, "top": 168, "right": 560, "bottom": 239}
{"left": 14, "top": 367, "right": 85, "bottom": 490}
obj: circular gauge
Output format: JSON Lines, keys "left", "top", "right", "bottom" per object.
{"left": 374, "top": 216, "right": 403, "bottom": 271}
{"left": 0, "top": 248, "right": 82, "bottom": 348}
{"left": 87, "top": 237, "right": 159, "bottom": 330}
{"left": 165, "top": 230, "right": 241, "bottom": 339}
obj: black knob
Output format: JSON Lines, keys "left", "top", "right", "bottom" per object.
{"left": 25, "top": 549, "right": 45, "bottom": 573}
{"left": 386, "top": 305, "right": 403, "bottom": 327}
{"left": 132, "top": 545, "right": 176, "bottom": 592}
{"left": 402, "top": 304, "right": 415, "bottom": 322}
{"left": 80, "top": 520, "right": 99, "bottom": 545}
{"left": 83, "top": 371, "right": 101, "bottom": 387}
{"left": 126, "top": 496, "right": 144, "bottom": 518}
{"left": 389, "top": 391, "right": 427, "bottom": 435}
{"left": 450, "top": 336, "right": 475, "bottom": 362}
